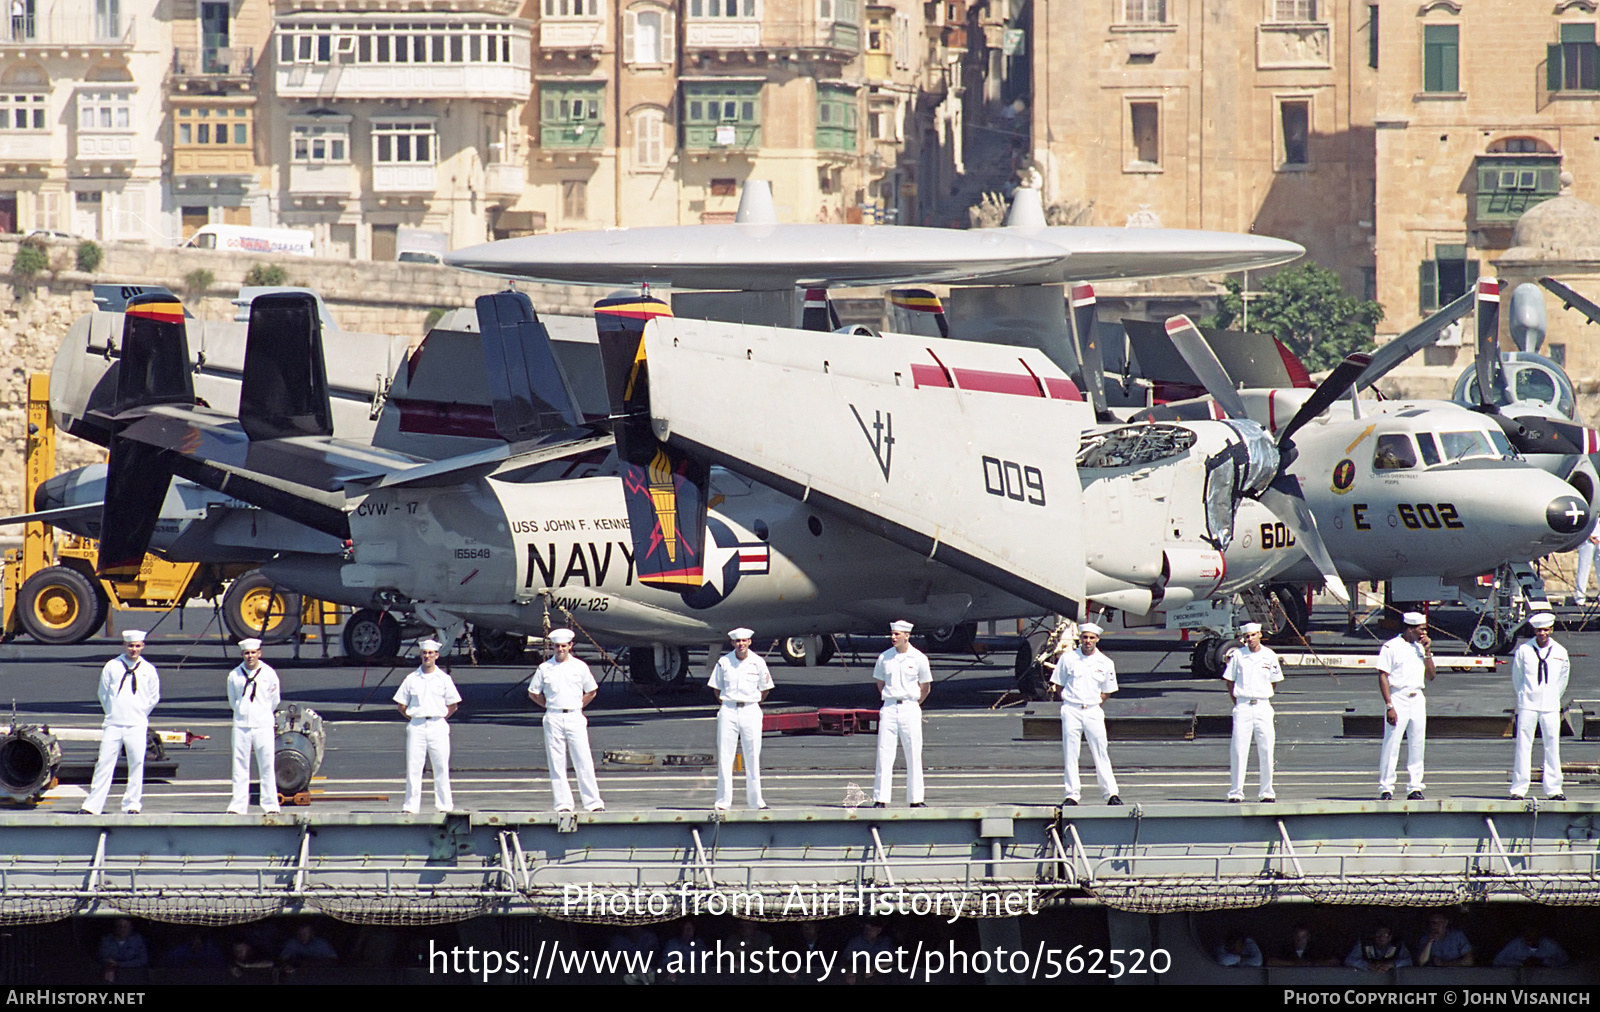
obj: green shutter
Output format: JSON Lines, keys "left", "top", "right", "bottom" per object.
{"left": 1550, "top": 43, "right": 1565, "bottom": 92}
{"left": 1466, "top": 258, "right": 1480, "bottom": 287}
{"left": 1419, "top": 260, "right": 1438, "bottom": 313}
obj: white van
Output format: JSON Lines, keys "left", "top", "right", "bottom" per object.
{"left": 183, "top": 224, "right": 315, "bottom": 258}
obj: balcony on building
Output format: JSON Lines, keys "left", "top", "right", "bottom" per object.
{"left": 172, "top": 105, "right": 256, "bottom": 178}
{"left": 681, "top": 83, "right": 761, "bottom": 155}
{"left": 1, "top": 10, "right": 135, "bottom": 50}
{"left": 683, "top": 0, "right": 761, "bottom": 55}
{"left": 0, "top": 131, "right": 51, "bottom": 165}
{"left": 274, "top": 16, "right": 531, "bottom": 101}
{"left": 288, "top": 112, "right": 354, "bottom": 199}
{"left": 289, "top": 162, "right": 353, "bottom": 197}
{"left": 1474, "top": 151, "right": 1562, "bottom": 225}
{"left": 768, "top": 0, "right": 859, "bottom": 60}
{"left": 371, "top": 119, "right": 438, "bottom": 194}
{"left": 171, "top": 45, "right": 255, "bottom": 91}
{"left": 536, "top": 80, "right": 604, "bottom": 160}
{"left": 539, "top": 0, "right": 604, "bottom": 54}
{"left": 73, "top": 89, "right": 136, "bottom": 163}
{"left": 484, "top": 160, "right": 524, "bottom": 197}
{"left": 1255, "top": 0, "right": 1329, "bottom": 70}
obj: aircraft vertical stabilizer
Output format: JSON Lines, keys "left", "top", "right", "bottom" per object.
{"left": 98, "top": 293, "right": 194, "bottom": 576}
{"left": 475, "top": 291, "right": 584, "bottom": 442}
{"left": 240, "top": 293, "right": 334, "bottom": 442}
{"left": 594, "top": 295, "right": 710, "bottom": 590}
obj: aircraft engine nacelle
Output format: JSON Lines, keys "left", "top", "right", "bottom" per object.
{"left": 1156, "top": 546, "right": 1227, "bottom": 610}
{"left": 274, "top": 704, "right": 325, "bottom": 797}
{"left": 0, "top": 724, "right": 62, "bottom": 802}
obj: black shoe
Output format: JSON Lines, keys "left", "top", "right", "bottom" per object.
{"left": 758, "top": 805, "right": 770, "bottom": 810}
{"left": 1549, "top": 794, "right": 1567, "bottom": 802}
{"left": 1061, "top": 798, "right": 1078, "bottom": 807}
{"left": 1107, "top": 795, "right": 1123, "bottom": 806}
{"left": 1260, "top": 797, "right": 1276, "bottom": 804}
{"left": 1407, "top": 791, "right": 1424, "bottom": 800}
{"left": 1379, "top": 792, "right": 1393, "bottom": 801}
{"left": 909, "top": 802, "right": 926, "bottom": 808}
{"left": 1509, "top": 794, "right": 1526, "bottom": 801}
{"left": 872, "top": 802, "right": 886, "bottom": 808}
{"left": 1227, "top": 797, "right": 1242, "bottom": 804}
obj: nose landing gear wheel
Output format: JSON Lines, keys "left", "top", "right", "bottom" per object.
{"left": 342, "top": 608, "right": 402, "bottom": 663}
{"left": 1469, "top": 620, "right": 1511, "bottom": 656}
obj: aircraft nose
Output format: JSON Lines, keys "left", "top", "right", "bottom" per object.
{"left": 1547, "top": 494, "right": 1592, "bottom": 538}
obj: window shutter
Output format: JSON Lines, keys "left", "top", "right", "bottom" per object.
{"left": 1419, "top": 260, "right": 1437, "bottom": 313}
{"left": 1465, "top": 258, "right": 1480, "bottom": 287}
{"left": 1549, "top": 43, "right": 1565, "bottom": 92}
{"left": 661, "top": 8, "right": 674, "bottom": 58}
{"left": 622, "top": 8, "right": 635, "bottom": 62}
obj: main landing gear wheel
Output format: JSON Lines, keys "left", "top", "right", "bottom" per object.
{"left": 222, "top": 572, "right": 302, "bottom": 643}
{"left": 924, "top": 622, "right": 978, "bottom": 653}
{"left": 342, "top": 608, "right": 401, "bottom": 663}
{"left": 1469, "top": 620, "right": 1512, "bottom": 656}
{"left": 17, "top": 566, "right": 103, "bottom": 645}
{"left": 630, "top": 645, "right": 691, "bottom": 686}
{"left": 1013, "top": 642, "right": 1051, "bottom": 700}
{"left": 1189, "top": 636, "right": 1242, "bottom": 679}
{"left": 470, "top": 626, "right": 527, "bottom": 664}
{"left": 1265, "top": 586, "right": 1310, "bottom": 641}
{"left": 779, "top": 635, "right": 837, "bottom": 667}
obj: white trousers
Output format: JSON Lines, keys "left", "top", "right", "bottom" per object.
{"left": 874, "top": 699, "right": 925, "bottom": 804}
{"left": 1061, "top": 704, "right": 1117, "bottom": 801}
{"left": 82, "top": 722, "right": 146, "bottom": 815}
{"left": 716, "top": 701, "right": 764, "bottom": 809}
{"left": 229, "top": 723, "right": 280, "bottom": 814}
{"left": 1228, "top": 699, "right": 1276, "bottom": 800}
{"left": 403, "top": 717, "right": 453, "bottom": 813}
{"left": 543, "top": 710, "right": 603, "bottom": 811}
{"left": 1511, "top": 708, "right": 1564, "bottom": 797}
{"left": 1577, "top": 540, "right": 1596, "bottom": 603}
{"left": 1379, "top": 691, "right": 1427, "bottom": 793}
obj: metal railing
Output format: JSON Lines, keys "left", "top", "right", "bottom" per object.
{"left": 1, "top": 13, "right": 134, "bottom": 45}
{"left": 172, "top": 45, "right": 254, "bottom": 76}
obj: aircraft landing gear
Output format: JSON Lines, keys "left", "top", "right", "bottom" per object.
{"left": 923, "top": 622, "right": 977, "bottom": 653}
{"left": 1013, "top": 641, "right": 1051, "bottom": 700}
{"left": 342, "top": 608, "right": 401, "bottom": 663}
{"left": 1265, "top": 585, "right": 1310, "bottom": 641}
{"left": 1188, "top": 636, "right": 1241, "bottom": 679}
{"left": 629, "top": 645, "right": 691, "bottom": 686}
{"left": 470, "top": 626, "right": 527, "bottom": 664}
{"left": 1468, "top": 620, "right": 1513, "bottom": 656}
{"left": 779, "top": 635, "right": 837, "bottom": 667}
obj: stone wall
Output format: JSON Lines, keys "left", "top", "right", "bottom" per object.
{"left": 0, "top": 235, "right": 599, "bottom": 513}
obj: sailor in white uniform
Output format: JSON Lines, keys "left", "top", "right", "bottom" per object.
{"left": 528, "top": 628, "right": 605, "bottom": 812}
{"left": 226, "top": 637, "right": 281, "bottom": 814}
{"left": 82, "top": 630, "right": 161, "bottom": 815}
{"left": 707, "top": 627, "right": 773, "bottom": 810}
{"left": 872, "top": 619, "right": 933, "bottom": 808}
{"left": 393, "top": 638, "right": 462, "bottom": 814}
{"left": 1509, "top": 612, "right": 1569, "bottom": 801}
{"left": 1050, "top": 622, "right": 1122, "bottom": 806}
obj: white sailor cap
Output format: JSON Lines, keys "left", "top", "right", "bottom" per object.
{"left": 1530, "top": 612, "right": 1556, "bottom": 630}
{"left": 1078, "top": 622, "right": 1103, "bottom": 636}
{"left": 238, "top": 638, "right": 263, "bottom": 651}
{"left": 418, "top": 638, "right": 443, "bottom": 651}
{"left": 548, "top": 629, "right": 575, "bottom": 645}
{"left": 122, "top": 630, "right": 146, "bottom": 644}
{"left": 1239, "top": 622, "right": 1263, "bottom": 635}
{"left": 889, "top": 620, "right": 914, "bottom": 633}
{"left": 1402, "top": 612, "right": 1427, "bottom": 626}
{"left": 728, "top": 627, "right": 755, "bottom": 640}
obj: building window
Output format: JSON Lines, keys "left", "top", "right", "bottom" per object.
{"left": 1122, "top": 0, "right": 1165, "bottom": 24}
{"left": 632, "top": 106, "right": 666, "bottom": 168}
{"left": 816, "top": 85, "right": 857, "bottom": 152}
{"left": 1549, "top": 23, "right": 1599, "bottom": 92}
{"left": 372, "top": 120, "right": 436, "bottom": 164}
{"left": 709, "top": 177, "right": 736, "bottom": 196}
{"left": 1367, "top": 4, "right": 1378, "bottom": 68}
{"left": 623, "top": 4, "right": 673, "bottom": 64}
{"left": 682, "top": 81, "right": 761, "bottom": 149}
{"left": 540, "top": 82, "right": 604, "bottom": 148}
{"left": 543, "top": 0, "right": 599, "bottom": 16}
{"left": 819, "top": 0, "right": 857, "bottom": 22}
{"left": 1279, "top": 99, "right": 1309, "bottom": 166}
{"left": 1128, "top": 101, "right": 1159, "bottom": 167}
{"left": 0, "top": 93, "right": 46, "bottom": 131}
{"left": 561, "top": 179, "right": 587, "bottom": 220}
{"left": 1418, "top": 243, "right": 1477, "bottom": 313}
{"left": 77, "top": 91, "right": 130, "bottom": 131}
{"left": 175, "top": 106, "right": 251, "bottom": 147}
{"left": 1273, "top": 0, "right": 1316, "bottom": 22}
{"left": 689, "top": 0, "right": 756, "bottom": 17}
{"left": 1423, "top": 24, "right": 1459, "bottom": 93}
{"left": 278, "top": 21, "right": 518, "bottom": 66}
{"left": 291, "top": 119, "right": 348, "bottom": 162}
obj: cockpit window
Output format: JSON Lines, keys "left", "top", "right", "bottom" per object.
{"left": 1438, "top": 430, "right": 1499, "bottom": 462}
{"left": 1415, "top": 432, "right": 1442, "bottom": 466}
{"left": 1373, "top": 434, "right": 1418, "bottom": 470}
{"left": 1515, "top": 367, "right": 1557, "bottom": 405}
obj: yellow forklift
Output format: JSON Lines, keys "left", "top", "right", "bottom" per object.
{"left": 2, "top": 374, "right": 331, "bottom": 645}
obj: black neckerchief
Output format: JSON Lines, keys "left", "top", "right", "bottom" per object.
{"left": 240, "top": 663, "right": 260, "bottom": 702}
{"left": 1534, "top": 642, "right": 1552, "bottom": 684}
{"left": 117, "top": 656, "right": 139, "bottom": 695}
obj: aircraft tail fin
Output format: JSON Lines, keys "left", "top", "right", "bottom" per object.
{"left": 111, "top": 294, "right": 195, "bottom": 415}
{"left": 240, "top": 292, "right": 334, "bottom": 441}
{"left": 594, "top": 295, "right": 710, "bottom": 590}
{"left": 887, "top": 288, "right": 949, "bottom": 338}
{"left": 1473, "top": 278, "right": 1505, "bottom": 409}
{"left": 475, "top": 291, "right": 584, "bottom": 442}
{"left": 801, "top": 288, "right": 841, "bottom": 332}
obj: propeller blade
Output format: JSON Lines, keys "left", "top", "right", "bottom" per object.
{"left": 1070, "top": 283, "right": 1113, "bottom": 422}
{"left": 1258, "top": 478, "right": 1350, "bottom": 605}
{"left": 1275, "top": 352, "right": 1372, "bottom": 448}
{"left": 98, "top": 434, "right": 173, "bottom": 577}
{"left": 1474, "top": 277, "right": 1505, "bottom": 410}
{"left": 1538, "top": 276, "right": 1600, "bottom": 329}
{"left": 1354, "top": 287, "right": 1474, "bottom": 391}
{"left": 1164, "top": 315, "right": 1250, "bottom": 421}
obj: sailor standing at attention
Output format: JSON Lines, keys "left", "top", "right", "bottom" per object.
{"left": 1050, "top": 622, "right": 1122, "bottom": 806}
{"left": 528, "top": 628, "right": 605, "bottom": 813}
{"left": 226, "top": 638, "right": 281, "bottom": 815}
{"left": 82, "top": 630, "right": 161, "bottom": 815}
{"left": 708, "top": 627, "right": 773, "bottom": 810}
{"left": 1377, "top": 611, "right": 1436, "bottom": 801}
{"left": 1223, "top": 621, "right": 1282, "bottom": 803}
{"left": 393, "top": 638, "right": 461, "bottom": 814}
{"left": 1509, "top": 612, "right": 1569, "bottom": 801}
{"left": 873, "top": 619, "right": 933, "bottom": 808}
